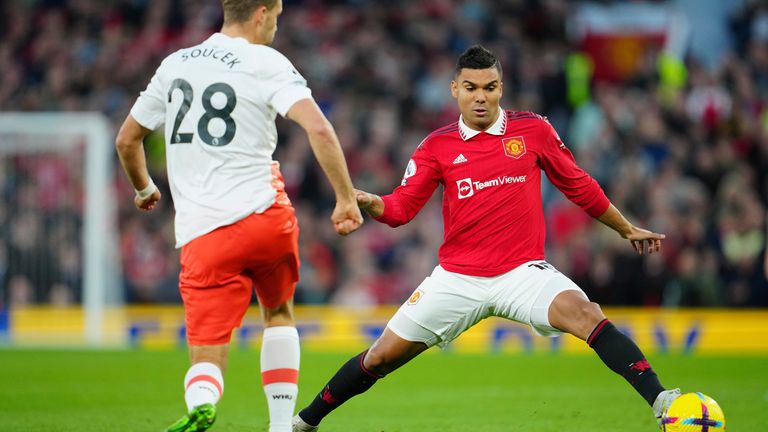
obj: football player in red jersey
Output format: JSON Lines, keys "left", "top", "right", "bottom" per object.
{"left": 293, "top": 45, "right": 679, "bottom": 431}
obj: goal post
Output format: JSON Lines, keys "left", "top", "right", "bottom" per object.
{"left": 0, "top": 112, "right": 122, "bottom": 345}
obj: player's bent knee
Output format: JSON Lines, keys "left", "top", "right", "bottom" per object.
{"left": 262, "top": 301, "right": 295, "bottom": 327}
{"left": 580, "top": 302, "right": 605, "bottom": 327}
{"left": 362, "top": 347, "right": 392, "bottom": 376}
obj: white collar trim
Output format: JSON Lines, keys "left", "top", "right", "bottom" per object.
{"left": 458, "top": 109, "right": 506, "bottom": 141}
{"left": 208, "top": 32, "right": 249, "bottom": 45}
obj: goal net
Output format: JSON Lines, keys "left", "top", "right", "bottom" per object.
{"left": 0, "top": 112, "right": 121, "bottom": 345}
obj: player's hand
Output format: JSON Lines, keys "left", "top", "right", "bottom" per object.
{"left": 624, "top": 226, "right": 665, "bottom": 255}
{"left": 332, "top": 200, "right": 363, "bottom": 236}
{"left": 355, "top": 189, "right": 384, "bottom": 218}
{"left": 134, "top": 189, "right": 161, "bottom": 212}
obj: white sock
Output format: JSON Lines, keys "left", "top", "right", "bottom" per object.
{"left": 261, "top": 326, "right": 300, "bottom": 432}
{"left": 184, "top": 362, "right": 224, "bottom": 412}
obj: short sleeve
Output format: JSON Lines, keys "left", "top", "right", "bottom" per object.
{"left": 130, "top": 69, "right": 166, "bottom": 130}
{"left": 263, "top": 53, "right": 312, "bottom": 117}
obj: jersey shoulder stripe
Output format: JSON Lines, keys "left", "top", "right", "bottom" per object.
{"left": 423, "top": 123, "right": 458, "bottom": 144}
{"left": 506, "top": 110, "right": 546, "bottom": 121}
{"left": 415, "top": 122, "right": 458, "bottom": 151}
{"left": 431, "top": 122, "right": 459, "bottom": 136}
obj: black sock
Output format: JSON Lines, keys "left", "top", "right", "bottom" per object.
{"left": 587, "top": 319, "right": 665, "bottom": 406}
{"left": 298, "top": 350, "right": 382, "bottom": 426}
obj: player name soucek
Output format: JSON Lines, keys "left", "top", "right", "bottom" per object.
{"left": 180, "top": 47, "right": 241, "bottom": 69}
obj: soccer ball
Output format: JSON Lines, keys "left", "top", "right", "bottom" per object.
{"left": 661, "top": 392, "right": 725, "bottom": 431}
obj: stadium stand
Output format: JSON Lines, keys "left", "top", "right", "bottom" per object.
{"left": 1, "top": 0, "right": 766, "bottom": 308}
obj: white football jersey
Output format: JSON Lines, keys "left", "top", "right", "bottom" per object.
{"left": 130, "top": 33, "right": 312, "bottom": 247}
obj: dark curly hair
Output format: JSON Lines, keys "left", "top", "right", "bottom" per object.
{"left": 455, "top": 45, "right": 502, "bottom": 78}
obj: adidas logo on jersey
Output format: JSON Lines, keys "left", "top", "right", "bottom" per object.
{"left": 453, "top": 154, "right": 468, "bottom": 164}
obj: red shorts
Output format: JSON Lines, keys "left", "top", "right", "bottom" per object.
{"left": 179, "top": 203, "right": 299, "bottom": 345}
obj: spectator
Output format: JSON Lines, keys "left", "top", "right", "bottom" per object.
{"left": 1, "top": 0, "right": 766, "bottom": 307}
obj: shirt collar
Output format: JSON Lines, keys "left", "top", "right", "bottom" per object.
{"left": 458, "top": 109, "right": 506, "bottom": 141}
{"left": 207, "top": 32, "right": 250, "bottom": 46}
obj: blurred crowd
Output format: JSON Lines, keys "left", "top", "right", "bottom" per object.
{"left": 1, "top": 0, "right": 767, "bottom": 308}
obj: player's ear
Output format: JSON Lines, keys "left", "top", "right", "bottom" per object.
{"left": 251, "top": 5, "right": 268, "bottom": 25}
{"left": 450, "top": 80, "right": 458, "bottom": 99}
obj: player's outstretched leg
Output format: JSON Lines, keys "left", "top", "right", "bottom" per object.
{"left": 294, "top": 328, "right": 427, "bottom": 430}
{"left": 586, "top": 318, "right": 680, "bottom": 420}
{"left": 293, "top": 349, "right": 382, "bottom": 430}
{"left": 548, "top": 290, "right": 679, "bottom": 421}
{"left": 165, "top": 357, "right": 224, "bottom": 432}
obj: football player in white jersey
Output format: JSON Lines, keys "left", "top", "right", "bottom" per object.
{"left": 115, "top": 1, "right": 362, "bottom": 431}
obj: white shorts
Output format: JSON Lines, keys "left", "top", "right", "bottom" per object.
{"left": 387, "top": 261, "right": 586, "bottom": 348}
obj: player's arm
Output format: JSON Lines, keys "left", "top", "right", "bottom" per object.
{"left": 115, "top": 115, "right": 161, "bottom": 212}
{"left": 355, "top": 189, "right": 384, "bottom": 218}
{"left": 539, "top": 120, "right": 663, "bottom": 255}
{"left": 364, "top": 145, "right": 441, "bottom": 227}
{"left": 596, "top": 204, "right": 665, "bottom": 255}
{"left": 286, "top": 98, "right": 362, "bottom": 236}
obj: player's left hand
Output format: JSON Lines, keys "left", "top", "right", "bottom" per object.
{"left": 624, "top": 226, "right": 665, "bottom": 255}
{"left": 134, "top": 189, "right": 161, "bottom": 212}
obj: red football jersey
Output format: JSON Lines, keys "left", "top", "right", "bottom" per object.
{"left": 375, "top": 110, "right": 610, "bottom": 277}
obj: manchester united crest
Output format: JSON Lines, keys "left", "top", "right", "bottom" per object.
{"left": 502, "top": 136, "right": 526, "bottom": 159}
{"left": 407, "top": 289, "right": 424, "bottom": 305}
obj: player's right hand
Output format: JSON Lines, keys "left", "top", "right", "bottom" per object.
{"left": 332, "top": 200, "right": 363, "bottom": 236}
{"left": 355, "top": 189, "right": 384, "bottom": 217}
{"left": 134, "top": 189, "right": 161, "bottom": 212}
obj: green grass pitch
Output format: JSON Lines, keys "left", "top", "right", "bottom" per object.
{"left": 0, "top": 349, "right": 765, "bottom": 431}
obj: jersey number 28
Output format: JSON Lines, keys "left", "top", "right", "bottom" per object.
{"left": 168, "top": 79, "right": 237, "bottom": 147}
